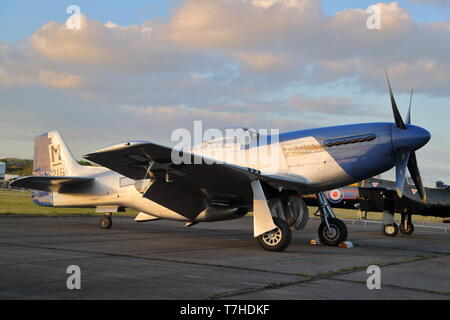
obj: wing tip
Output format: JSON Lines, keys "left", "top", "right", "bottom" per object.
{"left": 85, "top": 141, "right": 150, "bottom": 157}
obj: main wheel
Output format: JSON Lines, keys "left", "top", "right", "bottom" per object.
{"left": 382, "top": 223, "right": 398, "bottom": 237}
{"left": 269, "top": 197, "right": 309, "bottom": 231}
{"left": 285, "top": 196, "right": 309, "bottom": 230}
{"left": 99, "top": 216, "right": 112, "bottom": 229}
{"left": 318, "top": 218, "right": 348, "bottom": 246}
{"left": 257, "top": 217, "right": 292, "bottom": 252}
{"left": 399, "top": 222, "right": 414, "bottom": 235}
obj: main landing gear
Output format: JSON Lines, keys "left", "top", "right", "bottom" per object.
{"left": 256, "top": 196, "right": 307, "bottom": 252}
{"left": 381, "top": 192, "right": 414, "bottom": 237}
{"left": 381, "top": 192, "right": 398, "bottom": 237}
{"left": 99, "top": 213, "right": 112, "bottom": 229}
{"left": 400, "top": 213, "right": 414, "bottom": 235}
{"left": 255, "top": 195, "right": 309, "bottom": 252}
{"left": 257, "top": 217, "right": 292, "bottom": 252}
{"left": 380, "top": 192, "right": 415, "bottom": 237}
{"left": 382, "top": 212, "right": 415, "bottom": 236}
{"left": 382, "top": 222, "right": 398, "bottom": 237}
{"left": 256, "top": 192, "right": 348, "bottom": 251}
{"left": 316, "top": 192, "right": 348, "bottom": 246}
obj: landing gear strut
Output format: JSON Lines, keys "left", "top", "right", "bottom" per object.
{"left": 382, "top": 209, "right": 398, "bottom": 237}
{"left": 99, "top": 213, "right": 112, "bottom": 229}
{"left": 316, "top": 192, "right": 348, "bottom": 246}
{"left": 381, "top": 192, "right": 398, "bottom": 237}
{"left": 400, "top": 213, "right": 414, "bottom": 235}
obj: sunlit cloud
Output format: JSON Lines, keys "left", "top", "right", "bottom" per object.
{"left": 1, "top": 0, "right": 450, "bottom": 181}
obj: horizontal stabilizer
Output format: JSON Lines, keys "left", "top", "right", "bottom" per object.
{"left": 10, "top": 176, "right": 93, "bottom": 192}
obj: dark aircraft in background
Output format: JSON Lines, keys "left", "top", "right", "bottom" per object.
{"left": 304, "top": 177, "right": 450, "bottom": 237}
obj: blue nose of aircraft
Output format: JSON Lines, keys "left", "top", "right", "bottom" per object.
{"left": 391, "top": 124, "right": 431, "bottom": 151}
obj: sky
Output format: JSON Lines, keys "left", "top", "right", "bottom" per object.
{"left": 0, "top": 0, "right": 450, "bottom": 182}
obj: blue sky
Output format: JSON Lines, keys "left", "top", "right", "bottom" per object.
{"left": 1, "top": 0, "right": 450, "bottom": 182}
{"left": 2, "top": 0, "right": 450, "bottom": 41}
{"left": 0, "top": 0, "right": 178, "bottom": 41}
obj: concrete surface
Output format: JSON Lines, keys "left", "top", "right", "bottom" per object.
{"left": 0, "top": 216, "right": 448, "bottom": 300}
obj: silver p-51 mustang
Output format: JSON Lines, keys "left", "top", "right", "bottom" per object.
{"left": 12, "top": 78, "right": 431, "bottom": 251}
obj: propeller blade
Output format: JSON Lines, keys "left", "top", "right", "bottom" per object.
{"left": 406, "top": 88, "right": 413, "bottom": 125}
{"left": 385, "top": 71, "right": 406, "bottom": 129}
{"left": 395, "top": 149, "right": 410, "bottom": 198}
{"left": 407, "top": 151, "right": 427, "bottom": 203}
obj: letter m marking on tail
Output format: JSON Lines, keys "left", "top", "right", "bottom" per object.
{"left": 49, "top": 144, "right": 62, "bottom": 166}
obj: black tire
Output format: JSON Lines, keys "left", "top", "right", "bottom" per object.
{"left": 289, "top": 196, "right": 309, "bottom": 230}
{"left": 99, "top": 216, "right": 112, "bottom": 229}
{"left": 399, "top": 222, "right": 414, "bottom": 235}
{"left": 382, "top": 223, "right": 398, "bottom": 237}
{"left": 318, "top": 218, "right": 348, "bottom": 246}
{"left": 257, "top": 217, "right": 292, "bottom": 252}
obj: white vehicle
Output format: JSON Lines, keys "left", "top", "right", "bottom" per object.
{"left": 0, "top": 162, "right": 5, "bottom": 180}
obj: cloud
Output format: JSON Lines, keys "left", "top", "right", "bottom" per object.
{"left": 30, "top": 15, "right": 151, "bottom": 68}
{"left": 291, "top": 94, "right": 387, "bottom": 117}
{"left": 2, "top": 0, "right": 448, "bottom": 142}
{"left": 405, "top": 0, "right": 450, "bottom": 9}
{"left": 1, "top": 0, "right": 449, "bottom": 180}
{"left": 0, "top": 44, "right": 35, "bottom": 85}
{"left": 119, "top": 104, "right": 307, "bottom": 129}
{"left": 165, "top": 0, "right": 323, "bottom": 49}
{"left": 29, "top": 14, "right": 214, "bottom": 74}
{"left": 162, "top": 0, "right": 450, "bottom": 96}
{"left": 0, "top": 43, "right": 83, "bottom": 88}
{"left": 38, "top": 69, "right": 83, "bottom": 88}
{"left": 4, "top": 1, "right": 450, "bottom": 97}
{"left": 233, "top": 51, "right": 291, "bottom": 72}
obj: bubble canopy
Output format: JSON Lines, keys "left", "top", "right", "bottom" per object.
{"left": 201, "top": 127, "right": 260, "bottom": 145}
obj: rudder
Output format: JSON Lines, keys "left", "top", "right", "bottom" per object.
{"left": 33, "top": 131, "right": 82, "bottom": 177}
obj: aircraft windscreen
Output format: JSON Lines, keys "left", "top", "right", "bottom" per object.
{"left": 200, "top": 127, "right": 259, "bottom": 144}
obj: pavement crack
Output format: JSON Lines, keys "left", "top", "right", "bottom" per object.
{"left": 209, "top": 253, "right": 450, "bottom": 299}
{"left": 329, "top": 278, "right": 450, "bottom": 297}
{"left": 0, "top": 240, "right": 301, "bottom": 277}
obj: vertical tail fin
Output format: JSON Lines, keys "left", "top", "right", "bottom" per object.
{"left": 33, "top": 131, "right": 82, "bottom": 177}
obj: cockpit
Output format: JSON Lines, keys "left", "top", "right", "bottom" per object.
{"left": 195, "top": 127, "right": 260, "bottom": 151}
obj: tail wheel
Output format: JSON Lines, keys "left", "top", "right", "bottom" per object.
{"left": 318, "top": 218, "right": 348, "bottom": 246}
{"left": 257, "top": 217, "right": 292, "bottom": 252}
{"left": 382, "top": 223, "right": 398, "bottom": 237}
{"left": 399, "top": 222, "right": 414, "bottom": 235}
{"left": 99, "top": 216, "right": 112, "bottom": 229}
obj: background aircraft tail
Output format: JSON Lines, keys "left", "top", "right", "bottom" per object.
{"left": 33, "top": 131, "right": 83, "bottom": 177}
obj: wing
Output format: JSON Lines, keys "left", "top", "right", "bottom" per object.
{"left": 84, "top": 141, "right": 309, "bottom": 236}
{"left": 10, "top": 176, "right": 94, "bottom": 192}
{"left": 84, "top": 141, "right": 309, "bottom": 200}
{"left": 84, "top": 142, "right": 258, "bottom": 209}
{"left": 260, "top": 174, "right": 309, "bottom": 192}
{"left": 359, "top": 178, "right": 428, "bottom": 212}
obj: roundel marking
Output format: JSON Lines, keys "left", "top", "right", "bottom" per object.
{"left": 328, "top": 188, "right": 344, "bottom": 203}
